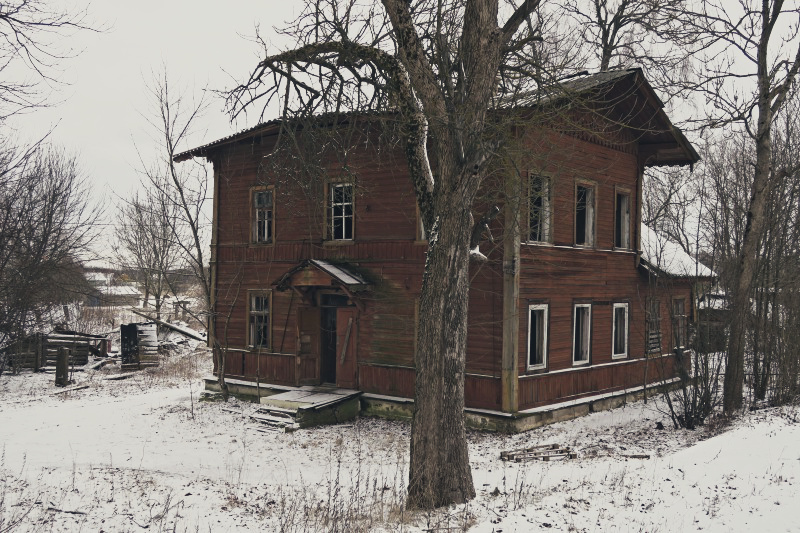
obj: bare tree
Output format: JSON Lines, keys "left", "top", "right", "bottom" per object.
{"left": 226, "top": 0, "right": 564, "bottom": 508}
{"left": 0, "top": 0, "right": 94, "bottom": 117}
{"left": 664, "top": 0, "right": 800, "bottom": 413}
{"left": 0, "top": 141, "right": 97, "bottom": 372}
{"left": 137, "top": 71, "right": 219, "bottom": 377}
{"left": 114, "top": 189, "right": 183, "bottom": 321}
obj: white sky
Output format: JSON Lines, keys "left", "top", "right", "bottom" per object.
{"left": 8, "top": 0, "right": 299, "bottom": 210}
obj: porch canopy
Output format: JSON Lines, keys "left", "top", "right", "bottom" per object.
{"left": 273, "top": 259, "right": 370, "bottom": 307}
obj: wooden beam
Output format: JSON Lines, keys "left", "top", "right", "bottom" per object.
{"left": 501, "top": 170, "right": 521, "bottom": 413}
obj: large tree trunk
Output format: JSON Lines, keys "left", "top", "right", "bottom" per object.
{"left": 723, "top": 98, "right": 773, "bottom": 413}
{"left": 407, "top": 200, "right": 476, "bottom": 509}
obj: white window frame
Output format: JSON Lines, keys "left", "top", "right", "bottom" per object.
{"left": 615, "top": 190, "right": 631, "bottom": 249}
{"left": 528, "top": 174, "right": 552, "bottom": 243}
{"left": 612, "top": 302, "right": 629, "bottom": 359}
{"left": 251, "top": 187, "right": 274, "bottom": 244}
{"left": 328, "top": 182, "right": 354, "bottom": 241}
{"left": 527, "top": 303, "right": 548, "bottom": 370}
{"left": 575, "top": 183, "right": 595, "bottom": 247}
{"left": 573, "top": 303, "right": 592, "bottom": 365}
{"left": 248, "top": 291, "right": 271, "bottom": 350}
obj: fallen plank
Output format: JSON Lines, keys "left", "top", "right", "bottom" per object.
{"left": 87, "top": 359, "right": 112, "bottom": 370}
{"left": 127, "top": 308, "right": 206, "bottom": 341}
{"left": 51, "top": 384, "right": 89, "bottom": 395}
{"left": 621, "top": 453, "right": 651, "bottom": 459}
{"left": 101, "top": 372, "right": 140, "bottom": 381}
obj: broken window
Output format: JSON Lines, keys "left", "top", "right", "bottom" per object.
{"left": 249, "top": 292, "right": 270, "bottom": 349}
{"left": 529, "top": 174, "right": 552, "bottom": 242}
{"left": 575, "top": 184, "right": 595, "bottom": 246}
{"left": 673, "top": 298, "right": 687, "bottom": 349}
{"left": 252, "top": 188, "right": 274, "bottom": 244}
{"left": 646, "top": 299, "right": 662, "bottom": 354}
{"left": 573, "top": 303, "right": 591, "bottom": 364}
{"left": 612, "top": 302, "right": 628, "bottom": 359}
{"left": 615, "top": 191, "right": 630, "bottom": 249}
{"left": 329, "top": 183, "right": 354, "bottom": 240}
{"left": 527, "top": 304, "right": 548, "bottom": 369}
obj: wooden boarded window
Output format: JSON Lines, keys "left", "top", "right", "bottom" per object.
{"left": 575, "top": 184, "right": 595, "bottom": 246}
{"left": 612, "top": 302, "right": 628, "bottom": 359}
{"left": 573, "top": 303, "right": 592, "bottom": 364}
{"left": 615, "top": 190, "right": 630, "bottom": 249}
{"left": 646, "top": 299, "right": 662, "bottom": 354}
{"left": 527, "top": 304, "right": 548, "bottom": 370}
{"left": 529, "top": 174, "right": 552, "bottom": 242}
{"left": 252, "top": 188, "right": 274, "bottom": 244}
{"left": 329, "top": 183, "right": 354, "bottom": 240}
{"left": 673, "top": 298, "right": 687, "bottom": 349}
{"left": 248, "top": 291, "right": 271, "bottom": 349}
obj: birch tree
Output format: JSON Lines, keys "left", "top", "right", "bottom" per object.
{"left": 227, "top": 0, "right": 557, "bottom": 508}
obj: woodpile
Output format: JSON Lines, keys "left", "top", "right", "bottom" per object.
{"left": 500, "top": 443, "right": 577, "bottom": 462}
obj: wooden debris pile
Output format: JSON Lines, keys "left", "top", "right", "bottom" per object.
{"left": 500, "top": 443, "right": 577, "bottom": 462}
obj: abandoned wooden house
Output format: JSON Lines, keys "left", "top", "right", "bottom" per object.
{"left": 176, "top": 68, "right": 711, "bottom": 429}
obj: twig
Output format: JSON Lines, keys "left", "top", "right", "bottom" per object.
{"left": 46, "top": 507, "right": 87, "bottom": 515}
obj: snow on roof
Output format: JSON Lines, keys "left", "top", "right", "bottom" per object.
{"left": 104, "top": 285, "right": 142, "bottom": 296}
{"left": 310, "top": 259, "right": 368, "bottom": 287}
{"left": 640, "top": 224, "right": 715, "bottom": 278}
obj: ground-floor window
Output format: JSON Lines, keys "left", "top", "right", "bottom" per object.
{"left": 527, "top": 304, "right": 548, "bottom": 370}
{"left": 248, "top": 291, "right": 271, "bottom": 349}
{"left": 612, "top": 302, "right": 628, "bottom": 359}
{"left": 673, "top": 298, "right": 687, "bottom": 349}
{"left": 646, "top": 298, "right": 662, "bottom": 354}
{"left": 573, "top": 303, "right": 591, "bottom": 364}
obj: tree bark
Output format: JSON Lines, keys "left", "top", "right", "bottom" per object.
{"left": 408, "top": 200, "right": 476, "bottom": 509}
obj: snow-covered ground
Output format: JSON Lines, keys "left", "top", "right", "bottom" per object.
{"left": 1, "top": 348, "right": 798, "bottom": 532}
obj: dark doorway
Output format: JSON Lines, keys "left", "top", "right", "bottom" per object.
{"left": 319, "top": 293, "right": 354, "bottom": 385}
{"left": 320, "top": 306, "right": 337, "bottom": 384}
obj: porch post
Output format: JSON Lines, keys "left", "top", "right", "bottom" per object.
{"left": 501, "top": 171, "right": 521, "bottom": 413}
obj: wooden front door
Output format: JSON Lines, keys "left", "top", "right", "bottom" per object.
{"left": 335, "top": 307, "right": 358, "bottom": 389}
{"left": 297, "top": 306, "right": 321, "bottom": 385}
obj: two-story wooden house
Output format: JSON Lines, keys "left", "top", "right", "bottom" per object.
{"left": 177, "top": 68, "right": 709, "bottom": 429}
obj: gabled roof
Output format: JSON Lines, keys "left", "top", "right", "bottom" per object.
{"left": 273, "top": 259, "right": 369, "bottom": 292}
{"left": 516, "top": 68, "right": 698, "bottom": 167}
{"left": 175, "top": 68, "right": 698, "bottom": 167}
{"left": 639, "top": 224, "right": 714, "bottom": 279}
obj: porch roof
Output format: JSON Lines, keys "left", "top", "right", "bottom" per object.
{"left": 273, "top": 259, "right": 369, "bottom": 291}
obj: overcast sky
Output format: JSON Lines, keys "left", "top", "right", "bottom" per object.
{"left": 9, "top": 1, "right": 299, "bottom": 212}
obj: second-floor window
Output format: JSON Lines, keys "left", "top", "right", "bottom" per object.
{"left": 529, "top": 174, "right": 552, "bottom": 243}
{"left": 252, "top": 188, "right": 273, "bottom": 244}
{"left": 615, "top": 191, "right": 631, "bottom": 249}
{"left": 329, "top": 183, "right": 354, "bottom": 240}
{"left": 575, "top": 183, "right": 595, "bottom": 246}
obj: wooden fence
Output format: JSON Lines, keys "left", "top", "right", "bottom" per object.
{"left": 4, "top": 332, "right": 109, "bottom": 371}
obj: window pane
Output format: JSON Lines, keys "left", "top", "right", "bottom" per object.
{"left": 528, "top": 307, "right": 547, "bottom": 367}
{"left": 329, "top": 183, "right": 354, "bottom": 240}
{"left": 613, "top": 305, "right": 627, "bottom": 356}
{"left": 615, "top": 193, "right": 630, "bottom": 248}
{"left": 576, "top": 185, "right": 593, "bottom": 245}
{"left": 574, "top": 305, "right": 590, "bottom": 362}
{"left": 250, "top": 294, "right": 269, "bottom": 348}
{"left": 529, "top": 175, "right": 550, "bottom": 242}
